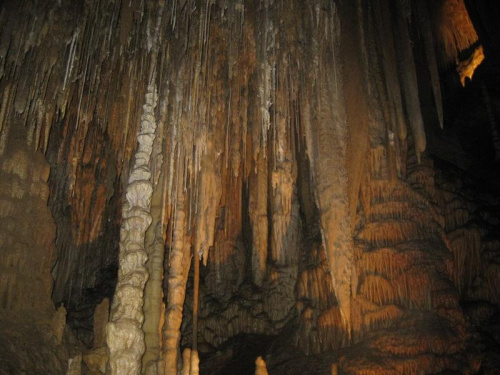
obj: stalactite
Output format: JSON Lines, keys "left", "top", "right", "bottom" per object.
{"left": 270, "top": 61, "right": 296, "bottom": 266}
{"left": 341, "top": 0, "right": 371, "bottom": 226}
{"left": 1, "top": 1, "right": 493, "bottom": 374}
{"left": 0, "top": 83, "right": 13, "bottom": 157}
{"left": 249, "top": 150, "right": 268, "bottom": 287}
{"left": 163, "top": 176, "right": 192, "bottom": 375}
{"left": 416, "top": 0, "right": 444, "bottom": 129}
{"left": 372, "top": 0, "right": 407, "bottom": 144}
{"left": 193, "top": 139, "right": 221, "bottom": 266}
{"left": 393, "top": 0, "right": 426, "bottom": 161}
{"left": 106, "top": 82, "right": 158, "bottom": 375}
{"left": 301, "top": 3, "right": 353, "bottom": 330}
{"left": 434, "top": 0, "right": 479, "bottom": 66}
{"left": 257, "top": 1, "right": 274, "bottom": 156}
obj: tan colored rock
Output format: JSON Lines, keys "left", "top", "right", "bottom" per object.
{"left": 249, "top": 151, "right": 268, "bottom": 287}
{"left": 51, "top": 304, "right": 67, "bottom": 345}
{"left": 67, "top": 354, "right": 82, "bottom": 375}
{"left": 83, "top": 347, "right": 108, "bottom": 374}
{"left": 0, "top": 137, "right": 56, "bottom": 313}
{"left": 2, "top": 149, "right": 29, "bottom": 180}
{"left": 93, "top": 298, "right": 109, "bottom": 348}
{"left": 300, "top": 6, "right": 353, "bottom": 329}
{"left": 181, "top": 348, "right": 191, "bottom": 375}
{"left": 255, "top": 356, "right": 268, "bottom": 375}
{"left": 143, "top": 360, "right": 159, "bottom": 375}
{"left": 162, "top": 189, "right": 191, "bottom": 375}
{"left": 189, "top": 350, "right": 199, "bottom": 375}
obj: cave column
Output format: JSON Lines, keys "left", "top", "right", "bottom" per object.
{"left": 106, "top": 83, "right": 158, "bottom": 375}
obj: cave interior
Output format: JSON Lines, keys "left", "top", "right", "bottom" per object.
{"left": 0, "top": 0, "right": 500, "bottom": 374}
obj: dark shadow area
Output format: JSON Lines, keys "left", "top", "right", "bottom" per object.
{"left": 199, "top": 334, "right": 274, "bottom": 375}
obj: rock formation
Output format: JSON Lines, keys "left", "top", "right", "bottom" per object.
{"left": 0, "top": 0, "right": 499, "bottom": 374}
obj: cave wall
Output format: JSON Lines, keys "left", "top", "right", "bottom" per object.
{"left": 0, "top": 128, "right": 55, "bottom": 311}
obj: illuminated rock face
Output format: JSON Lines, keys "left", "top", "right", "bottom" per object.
{"left": 254, "top": 356, "right": 268, "bottom": 375}
{"left": 0, "top": 0, "right": 499, "bottom": 374}
{"left": 0, "top": 134, "right": 55, "bottom": 311}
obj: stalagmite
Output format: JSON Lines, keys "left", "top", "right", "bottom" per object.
{"left": 106, "top": 83, "right": 158, "bottom": 375}
{"left": 180, "top": 348, "right": 191, "bottom": 375}
{"left": 192, "top": 240, "right": 200, "bottom": 369}
{"left": 189, "top": 350, "right": 199, "bottom": 375}
{"left": 67, "top": 355, "right": 82, "bottom": 375}
{"left": 255, "top": 356, "right": 269, "bottom": 375}
{"left": 83, "top": 347, "right": 108, "bottom": 374}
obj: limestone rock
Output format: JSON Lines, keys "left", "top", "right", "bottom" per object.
{"left": 83, "top": 347, "right": 108, "bottom": 375}
{"left": 93, "top": 298, "right": 109, "bottom": 348}
{"left": 67, "top": 355, "right": 82, "bottom": 375}
{"left": 52, "top": 305, "right": 67, "bottom": 345}
{"left": 255, "top": 356, "right": 268, "bottom": 375}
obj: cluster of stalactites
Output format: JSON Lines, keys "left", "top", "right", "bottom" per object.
{"left": 432, "top": 0, "right": 485, "bottom": 86}
{"left": 434, "top": 0, "right": 480, "bottom": 67}
{"left": 115, "top": 0, "right": 451, "bottom": 367}
{"left": 0, "top": 0, "right": 459, "bottom": 372}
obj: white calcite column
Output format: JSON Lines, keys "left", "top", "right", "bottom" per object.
{"left": 106, "top": 83, "right": 158, "bottom": 375}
